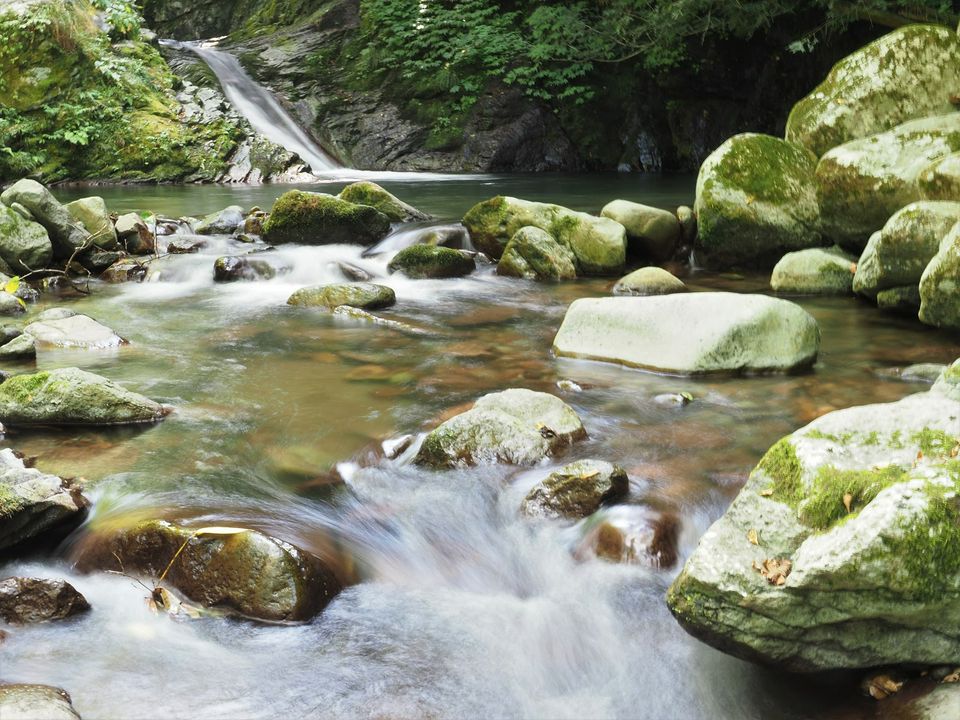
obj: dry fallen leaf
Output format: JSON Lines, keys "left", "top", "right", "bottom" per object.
{"left": 865, "top": 674, "right": 903, "bottom": 700}
{"left": 753, "top": 557, "right": 792, "bottom": 585}
{"left": 849, "top": 262, "right": 857, "bottom": 274}
{"left": 944, "top": 669, "right": 960, "bottom": 683}
{"left": 760, "top": 488, "right": 774, "bottom": 497}
{"left": 579, "top": 471, "right": 600, "bottom": 481}
{"left": 843, "top": 493, "right": 853, "bottom": 513}
{"left": 917, "top": 450, "right": 924, "bottom": 462}
{"left": 747, "top": 529, "right": 760, "bottom": 546}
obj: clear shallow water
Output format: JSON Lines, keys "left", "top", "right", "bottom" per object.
{"left": 2, "top": 180, "right": 959, "bottom": 720}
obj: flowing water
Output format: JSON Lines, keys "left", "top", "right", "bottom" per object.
{"left": 2, "top": 180, "right": 959, "bottom": 720}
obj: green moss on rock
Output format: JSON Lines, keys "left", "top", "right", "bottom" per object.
{"left": 387, "top": 244, "right": 475, "bottom": 279}
{"left": 263, "top": 191, "right": 391, "bottom": 246}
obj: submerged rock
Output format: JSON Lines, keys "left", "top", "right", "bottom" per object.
{"left": 194, "top": 205, "right": 244, "bottom": 235}
{"left": 65, "top": 197, "right": 118, "bottom": 249}
{"left": 77, "top": 520, "right": 342, "bottom": 622}
{"left": 694, "top": 133, "right": 821, "bottom": 268}
{"left": 667, "top": 383, "right": 960, "bottom": 671}
{"left": 0, "top": 448, "right": 88, "bottom": 551}
{"left": 263, "top": 191, "right": 391, "bottom": 246}
{"left": 770, "top": 246, "right": 856, "bottom": 295}
{"left": 0, "top": 179, "right": 89, "bottom": 259}
{"left": 919, "top": 222, "right": 960, "bottom": 330}
{"left": 0, "top": 577, "right": 90, "bottom": 624}
{"left": 553, "top": 293, "right": 819, "bottom": 374}
{"left": 521, "top": 459, "right": 628, "bottom": 520}
{"left": 612, "top": 266, "right": 687, "bottom": 296}
{"left": 575, "top": 506, "right": 680, "bottom": 569}
{"left": 387, "top": 244, "right": 475, "bottom": 279}
{"left": 338, "top": 181, "right": 430, "bottom": 222}
{"left": 0, "top": 368, "right": 166, "bottom": 426}
{"left": 415, "top": 389, "right": 587, "bottom": 468}
{"left": 497, "top": 226, "right": 577, "bottom": 281}
{"left": 0, "top": 204, "right": 53, "bottom": 272}
{"left": 462, "top": 196, "right": 626, "bottom": 275}
{"left": 0, "top": 684, "right": 82, "bottom": 720}
{"left": 24, "top": 314, "right": 125, "bottom": 349}
{"left": 287, "top": 283, "right": 396, "bottom": 310}
{"left": 786, "top": 25, "right": 960, "bottom": 157}
{"left": 600, "top": 200, "right": 680, "bottom": 261}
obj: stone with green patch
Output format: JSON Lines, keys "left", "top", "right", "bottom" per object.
{"left": 287, "top": 283, "right": 396, "bottom": 310}
{"left": 770, "top": 246, "right": 856, "bottom": 295}
{"left": 600, "top": 200, "right": 680, "bottom": 261}
{"left": 194, "top": 205, "right": 244, "bottom": 235}
{"left": 612, "top": 266, "right": 687, "bottom": 296}
{"left": 497, "top": 226, "right": 577, "bottom": 281}
{"left": 521, "top": 459, "right": 629, "bottom": 520}
{"left": 263, "top": 191, "right": 390, "bottom": 246}
{"left": 387, "top": 245, "right": 475, "bottom": 279}
{"left": 338, "top": 181, "right": 430, "bottom": 222}
{"left": 0, "top": 204, "right": 53, "bottom": 272}
{"left": 919, "top": 222, "right": 960, "bottom": 330}
{"left": 0, "top": 180, "right": 89, "bottom": 259}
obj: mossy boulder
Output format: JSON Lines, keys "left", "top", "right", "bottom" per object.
{"left": 65, "top": 197, "right": 118, "bottom": 249}
{"left": 287, "top": 282, "right": 396, "bottom": 310}
{"left": 0, "top": 180, "right": 89, "bottom": 259}
{"left": 194, "top": 205, "right": 244, "bottom": 235}
{"left": 694, "top": 134, "right": 822, "bottom": 269}
{"left": 415, "top": 389, "right": 587, "bottom": 468}
{"left": 600, "top": 200, "right": 680, "bottom": 261}
{"left": 612, "top": 266, "right": 687, "bottom": 296}
{"left": 877, "top": 285, "right": 922, "bottom": 315}
{"left": 816, "top": 114, "right": 960, "bottom": 251}
{"left": 919, "top": 151, "right": 960, "bottom": 201}
{"left": 785, "top": 25, "right": 960, "bottom": 158}
{"left": 0, "top": 447, "right": 88, "bottom": 551}
{"left": 0, "top": 368, "right": 166, "bottom": 426}
{"left": 667, "top": 385, "right": 960, "bottom": 671}
{"left": 919, "top": 222, "right": 960, "bottom": 330}
{"left": 853, "top": 202, "right": 960, "bottom": 299}
{"left": 521, "top": 459, "right": 629, "bottom": 520}
{"left": 770, "top": 246, "right": 856, "bottom": 295}
{"left": 263, "top": 191, "right": 391, "bottom": 246}
{"left": 387, "top": 244, "right": 475, "bottom": 279}
{"left": 553, "top": 293, "right": 819, "bottom": 375}
{"left": 0, "top": 205, "right": 53, "bottom": 272}
{"left": 462, "top": 196, "right": 626, "bottom": 276}
{"left": 76, "top": 520, "right": 342, "bottom": 622}
{"left": 496, "top": 226, "right": 577, "bottom": 280}
{"left": 338, "top": 181, "right": 430, "bottom": 222}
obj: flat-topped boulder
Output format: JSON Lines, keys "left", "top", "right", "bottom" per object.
{"left": 194, "top": 205, "right": 243, "bottom": 235}
{"left": 667, "top": 380, "right": 960, "bottom": 671}
{"left": 553, "top": 293, "right": 819, "bottom": 374}
{"left": 263, "top": 191, "right": 391, "bottom": 246}
{"left": 287, "top": 283, "right": 396, "bottom": 310}
{"left": 0, "top": 368, "right": 166, "bottom": 426}
{"left": 24, "top": 312, "right": 125, "bottom": 349}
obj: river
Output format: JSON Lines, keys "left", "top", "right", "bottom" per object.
{"left": 2, "top": 177, "right": 958, "bottom": 719}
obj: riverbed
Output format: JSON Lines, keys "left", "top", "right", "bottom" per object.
{"left": 2, "top": 177, "right": 958, "bottom": 719}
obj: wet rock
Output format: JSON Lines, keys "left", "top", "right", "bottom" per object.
{"left": 114, "top": 213, "right": 156, "bottom": 255}
{"left": 0, "top": 204, "right": 53, "bottom": 272}
{"left": 497, "top": 226, "right": 577, "bottom": 281}
{"left": 213, "top": 255, "right": 279, "bottom": 282}
{"left": 422, "top": 224, "right": 470, "bottom": 249}
{"left": 415, "top": 388, "right": 586, "bottom": 468}
{"left": 462, "top": 196, "right": 626, "bottom": 275}
{"left": 853, "top": 202, "right": 960, "bottom": 299}
{"left": 0, "top": 577, "right": 90, "bottom": 624}
{"left": 194, "top": 205, "right": 244, "bottom": 235}
{"left": 576, "top": 506, "right": 680, "bottom": 569}
{"left": 0, "top": 179, "right": 89, "bottom": 259}
{"left": 553, "top": 292, "right": 819, "bottom": 374}
{"left": 816, "top": 114, "right": 960, "bottom": 251}
{"left": 337, "top": 261, "right": 373, "bottom": 282}
{"left": 64, "top": 197, "right": 119, "bottom": 249}
{"left": 338, "top": 181, "right": 430, "bottom": 222}
{"left": 0, "top": 684, "right": 82, "bottom": 720}
{"left": 0, "top": 368, "right": 166, "bottom": 426}
{"left": 101, "top": 258, "right": 146, "bottom": 284}
{"left": 24, "top": 314, "right": 125, "bottom": 349}
{"left": 694, "top": 133, "right": 821, "bottom": 268}
{"left": 676, "top": 206, "right": 697, "bottom": 245}
{"left": 288, "top": 283, "right": 396, "bottom": 310}
{"left": 770, "top": 246, "right": 856, "bottom": 295}
{"left": 933, "top": 360, "right": 960, "bottom": 401}
{"left": 79, "top": 249, "right": 123, "bottom": 273}
{"left": 387, "top": 245, "right": 475, "bottom": 279}
{"left": 877, "top": 285, "right": 922, "bottom": 315}
{"left": 612, "top": 266, "right": 687, "bottom": 296}
{"left": 76, "top": 520, "right": 342, "bottom": 622}
{"left": 263, "top": 191, "right": 391, "bottom": 246}
{"left": 786, "top": 25, "right": 960, "bottom": 157}
{"left": 0, "top": 448, "right": 88, "bottom": 551}
{"left": 919, "top": 222, "right": 960, "bottom": 331}
{"left": 667, "top": 383, "right": 960, "bottom": 671}
{"left": 0, "top": 292, "right": 24, "bottom": 317}
{"left": 601, "top": 200, "right": 681, "bottom": 261}
{"left": 920, "top": 151, "right": 960, "bottom": 201}
{"left": 521, "top": 460, "right": 628, "bottom": 520}
{"left": 0, "top": 334, "right": 36, "bottom": 360}
{"left": 166, "top": 235, "right": 208, "bottom": 254}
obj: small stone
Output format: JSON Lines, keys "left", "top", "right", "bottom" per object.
{"left": 0, "top": 577, "right": 90, "bottom": 624}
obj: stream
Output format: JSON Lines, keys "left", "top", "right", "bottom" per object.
{"left": 1, "top": 177, "right": 959, "bottom": 719}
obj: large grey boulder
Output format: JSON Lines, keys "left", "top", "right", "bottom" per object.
{"left": 24, "top": 314, "right": 125, "bottom": 349}
{"left": 770, "top": 246, "right": 856, "bottom": 295}
{"left": 786, "top": 25, "right": 960, "bottom": 157}
{"left": 0, "top": 685, "right": 82, "bottom": 720}
{"left": 553, "top": 293, "right": 819, "bottom": 374}
{"left": 600, "top": 200, "right": 680, "bottom": 261}
{"left": 0, "top": 368, "right": 167, "bottom": 426}
{"left": 65, "top": 197, "right": 118, "bottom": 249}
{"left": 0, "top": 448, "right": 88, "bottom": 551}
{"left": 667, "top": 385, "right": 960, "bottom": 671}
{"left": 853, "top": 203, "right": 960, "bottom": 299}
{"left": 415, "top": 389, "right": 587, "bottom": 468}
{"left": 462, "top": 196, "right": 626, "bottom": 275}
{"left": 694, "top": 134, "right": 821, "bottom": 268}
{"left": 0, "top": 205, "right": 53, "bottom": 272}
{"left": 919, "top": 222, "right": 960, "bottom": 330}
{"left": 0, "top": 180, "right": 89, "bottom": 259}
{"left": 0, "top": 577, "right": 90, "bottom": 624}
{"left": 816, "top": 113, "right": 960, "bottom": 251}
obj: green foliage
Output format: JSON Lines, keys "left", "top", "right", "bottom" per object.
{"left": 757, "top": 437, "right": 804, "bottom": 505}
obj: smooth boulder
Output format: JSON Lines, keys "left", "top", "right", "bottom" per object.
{"left": 263, "top": 191, "right": 391, "bottom": 246}
{"left": 415, "top": 389, "right": 587, "bottom": 468}
{"left": 0, "top": 577, "right": 90, "bottom": 624}
{"left": 387, "top": 245, "right": 475, "bottom": 279}
{"left": 601, "top": 200, "right": 680, "bottom": 261}
{"left": 521, "top": 459, "right": 628, "bottom": 520}
{"left": 497, "top": 226, "right": 577, "bottom": 280}
{"left": 770, "top": 246, "right": 856, "bottom": 295}
{"left": 0, "top": 333, "right": 37, "bottom": 360}
{"left": 919, "top": 223, "right": 960, "bottom": 330}
{"left": 0, "top": 685, "right": 82, "bottom": 720}
{"left": 287, "top": 283, "right": 396, "bottom": 310}
{"left": 338, "top": 181, "right": 430, "bottom": 222}
{"left": 667, "top": 385, "right": 960, "bottom": 670}
{"left": 612, "top": 266, "right": 687, "bottom": 296}
{"left": 0, "top": 180, "right": 89, "bottom": 258}
{"left": 194, "top": 205, "right": 244, "bottom": 235}
{"left": 24, "top": 313, "right": 125, "bottom": 349}
{"left": 785, "top": 25, "right": 960, "bottom": 157}
{"left": 65, "top": 197, "right": 118, "bottom": 249}
{"left": 553, "top": 293, "right": 820, "bottom": 374}
{"left": 694, "top": 134, "right": 821, "bottom": 268}
{"left": 0, "top": 368, "right": 166, "bottom": 426}
{"left": 0, "top": 205, "right": 53, "bottom": 271}
{"left": 462, "top": 196, "right": 626, "bottom": 275}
